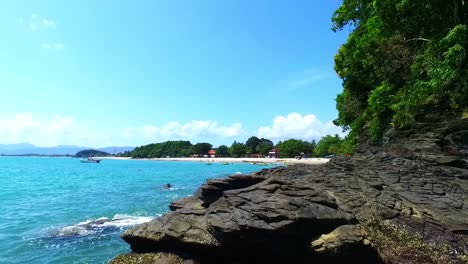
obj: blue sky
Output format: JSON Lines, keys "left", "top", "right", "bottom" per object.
{"left": 0, "top": 0, "right": 349, "bottom": 147}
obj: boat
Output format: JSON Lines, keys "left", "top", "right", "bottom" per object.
{"left": 206, "top": 162, "right": 213, "bottom": 165}
{"left": 80, "top": 157, "right": 101, "bottom": 163}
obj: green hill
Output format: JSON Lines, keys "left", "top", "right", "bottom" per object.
{"left": 75, "top": 149, "right": 110, "bottom": 157}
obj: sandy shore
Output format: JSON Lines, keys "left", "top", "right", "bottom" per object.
{"left": 96, "top": 156, "right": 329, "bottom": 165}
{"left": 95, "top": 157, "right": 133, "bottom": 160}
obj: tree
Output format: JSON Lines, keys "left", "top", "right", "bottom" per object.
{"left": 254, "top": 138, "right": 274, "bottom": 156}
{"left": 332, "top": 0, "right": 468, "bottom": 149}
{"left": 310, "top": 140, "right": 317, "bottom": 156}
{"left": 180, "top": 149, "right": 192, "bottom": 157}
{"left": 314, "top": 135, "right": 344, "bottom": 157}
{"left": 130, "top": 141, "right": 192, "bottom": 158}
{"left": 229, "top": 141, "right": 247, "bottom": 158}
{"left": 256, "top": 141, "right": 273, "bottom": 156}
{"left": 245, "top": 136, "right": 261, "bottom": 155}
{"left": 191, "top": 143, "right": 212, "bottom": 156}
{"left": 216, "top": 145, "right": 229, "bottom": 157}
{"left": 277, "top": 139, "right": 306, "bottom": 158}
{"left": 75, "top": 149, "right": 109, "bottom": 158}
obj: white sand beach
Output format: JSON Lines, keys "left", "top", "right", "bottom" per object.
{"left": 152, "top": 157, "right": 329, "bottom": 165}
{"left": 97, "top": 156, "right": 329, "bottom": 165}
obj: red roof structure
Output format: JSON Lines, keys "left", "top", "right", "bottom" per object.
{"left": 208, "top": 150, "right": 216, "bottom": 155}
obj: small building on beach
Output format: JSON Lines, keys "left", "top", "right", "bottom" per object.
{"left": 268, "top": 148, "right": 278, "bottom": 158}
{"left": 208, "top": 149, "right": 216, "bottom": 158}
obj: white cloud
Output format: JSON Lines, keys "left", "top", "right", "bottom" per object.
{"left": 0, "top": 113, "right": 344, "bottom": 147}
{"left": 42, "top": 19, "right": 56, "bottom": 29}
{"left": 124, "top": 120, "right": 246, "bottom": 142}
{"left": 0, "top": 113, "right": 109, "bottom": 147}
{"left": 25, "top": 14, "right": 63, "bottom": 49}
{"left": 42, "top": 42, "right": 64, "bottom": 50}
{"left": 257, "top": 113, "right": 345, "bottom": 141}
{"left": 27, "top": 13, "right": 56, "bottom": 30}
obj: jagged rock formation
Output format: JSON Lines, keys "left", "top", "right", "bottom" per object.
{"left": 112, "top": 118, "right": 468, "bottom": 263}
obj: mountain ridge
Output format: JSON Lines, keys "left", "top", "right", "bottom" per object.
{"left": 0, "top": 143, "right": 134, "bottom": 155}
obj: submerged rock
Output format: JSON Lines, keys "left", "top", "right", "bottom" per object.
{"left": 113, "top": 118, "right": 468, "bottom": 263}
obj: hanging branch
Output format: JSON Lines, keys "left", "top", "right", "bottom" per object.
{"left": 404, "top": 37, "right": 432, "bottom": 43}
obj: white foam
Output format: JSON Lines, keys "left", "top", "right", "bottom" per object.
{"left": 54, "top": 214, "right": 154, "bottom": 237}
{"left": 101, "top": 214, "right": 154, "bottom": 228}
{"left": 56, "top": 225, "right": 94, "bottom": 237}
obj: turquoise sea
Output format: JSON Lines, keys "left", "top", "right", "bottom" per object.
{"left": 0, "top": 157, "right": 275, "bottom": 263}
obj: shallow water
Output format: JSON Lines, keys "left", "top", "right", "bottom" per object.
{"left": 0, "top": 157, "right": 275, "bottom": 263}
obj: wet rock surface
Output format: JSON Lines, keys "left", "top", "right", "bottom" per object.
{"left": 113, "top": 118, "right": 468, "bottom": 263}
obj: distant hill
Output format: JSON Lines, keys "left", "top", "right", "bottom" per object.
{"left": 0, "top": 143, "right": 36, "bottom": 151}
{"left": 75, "top": 149, "right": 110, "bottom": 158}
{"left": 0, "top": 143, "right": 134, "bottom": 156}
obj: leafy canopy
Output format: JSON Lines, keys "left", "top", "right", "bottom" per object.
{"left": 229, "top": 141, "right": 248, "bottom": 158}
{"left": 277, "top": 139, "right": 315, "bottom": 158}
{"left": 191, "top": 143, "right": 213, "bottom": 156}
{"left": 216, "top": 145, "right": 229, "bottom": 157}
{"left": 313, "top": 135, "right": 345, "bottom": 157}
{"left": 333, "top": 0, "right": 467, "bottom": 148}
{"left": 131, "top": 140, "right": 192, "bottom": 158}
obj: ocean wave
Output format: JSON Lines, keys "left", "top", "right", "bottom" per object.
{"left": 54, "top": 214, "right": 154, "bottom": 237}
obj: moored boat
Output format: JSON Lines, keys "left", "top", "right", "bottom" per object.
{"left": 80, "top": 157, "right": 101, "bottom": 163}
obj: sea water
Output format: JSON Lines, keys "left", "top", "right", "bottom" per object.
{"left": 0, "top": 157, "right": 276, "bottom": 263}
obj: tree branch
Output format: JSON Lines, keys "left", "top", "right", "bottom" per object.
{"left": 404, "top": 37, "right": 432, "bottom": 43}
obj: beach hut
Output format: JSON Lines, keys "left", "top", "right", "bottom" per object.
{"left": 208, "top": 149, "right": 216, "bottom": 158}
{"left": 268, "top": 148, "right": 278, "bottom": 158}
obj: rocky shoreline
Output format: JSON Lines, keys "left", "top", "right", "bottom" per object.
{"left": 111, "top": 117, "right": 468, "bottom": 263}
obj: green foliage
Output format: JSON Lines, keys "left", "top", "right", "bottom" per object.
{"left": 277, "top": 139, "right": 313, "bottom": 158}
{"left": 127, "top": 137, "right": 276, "bottom": 158}
{"left": 341, "top": 133, "right": 358, "bottom": 155}
{"left": 216, "top": 145, "right": 229, "bottom": 157}
{"left": 314, "top": 135, "right": 344, "bottom": 157}
{"left": 256, "top": 141, "right": 273, "bottom": 156}
{"left": 130, "top": 141, "right": 192, "bottom": 158}
{"left": 244, "top": 137, "right": 275, "bottom": 156}
{"left": 245, "top": 136, "right": 261, "bottom": 154}
{"left": 333, "top": 0, "right": 468, "bottom": 149}
{"left": 463, "top": 109, "right": 468, "bottom": 119}
{"left": 75, "top": 149, "right": 110, "bottom": 157}
{"left": 229, "top": 141, "right": 247, "bottom": 158}
{"left": 191, "top": 143, "right": 212, "bottom": 156}
{"left": 310, "top": 140, "right": 317, "bottom": 155}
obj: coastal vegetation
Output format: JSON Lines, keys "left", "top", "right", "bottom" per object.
{"left": 131, "top": 141, "right": 192, "bottom": 158}
{"left": 332, "top": 0, "right": 467, "bottom": 151}
{"left": 313, "top": 135, "right": 343, "bottom": 157}
{"left": 75, "top": 149, "right": 110, "bottom": 157}
{"left": 276, "top": 139, "right": 315, "bottom": 158}
{"left": 126, "top": 135, "right": 345, "bottom": 159}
